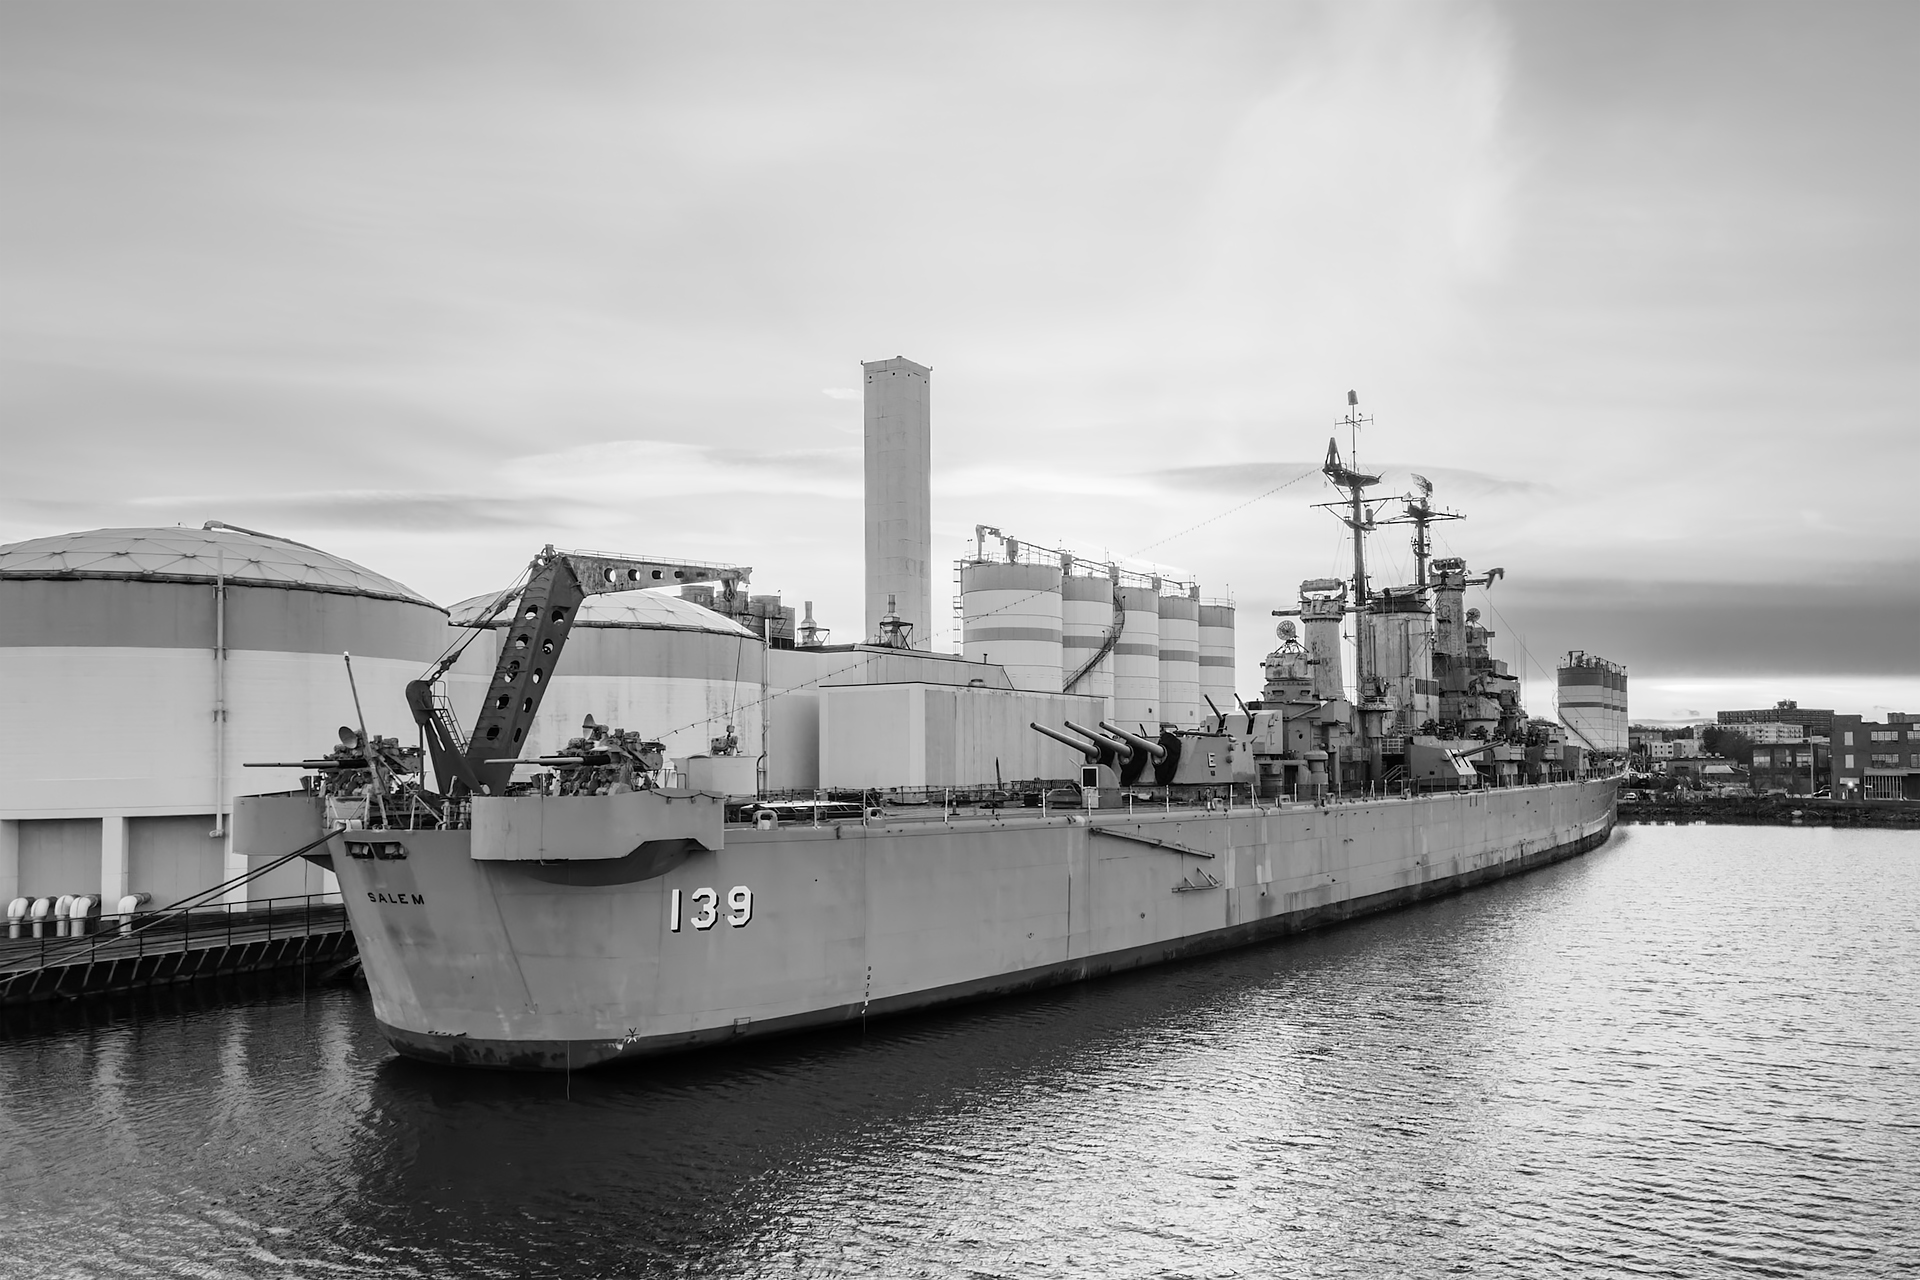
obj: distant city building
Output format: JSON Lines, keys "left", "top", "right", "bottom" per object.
{"left": 1830, "top": 715, "right": 1920, "bottom": 801}
{"left": 1717, "top": 700, "right": 1834, "bottom": 737}
{"left": 1747, "top": 723, "right": 1808, "bottom": 745}
{"left": 1671, "top": 739, "right": 1703, "bottom": 759}
{"left": 1750, "top": 742, "right": 1827, "bottom": 796}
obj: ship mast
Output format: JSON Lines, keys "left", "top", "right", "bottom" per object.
{"left": 1383, "top": 473, "right": 1462, "bottom": 591}
{"left": 1315, "top": 391, "right": 1383, "bottom": 698}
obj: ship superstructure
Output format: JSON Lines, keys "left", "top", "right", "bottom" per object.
{"left": 234, "top": 384, "right": 1618, "bottom": 1070}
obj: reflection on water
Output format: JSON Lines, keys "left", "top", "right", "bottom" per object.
{"left": 3, "top": 826, "right": 1916, "bottom": 1278}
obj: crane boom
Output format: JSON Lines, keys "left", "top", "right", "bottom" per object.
{"left": 410, "top": 545, "right": 750, "bottom": 797}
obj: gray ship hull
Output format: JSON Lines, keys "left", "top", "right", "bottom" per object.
{"left": 329, "top": 778, "right": 1616, "bottom": 1070}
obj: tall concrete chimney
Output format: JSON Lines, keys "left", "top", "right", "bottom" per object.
{"left": 862, "top": 356, "right": 931, "bottom": 648}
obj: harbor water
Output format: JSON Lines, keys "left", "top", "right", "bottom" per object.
{"left": 2, "top": 824, "right": 1915, "bottom": 1278}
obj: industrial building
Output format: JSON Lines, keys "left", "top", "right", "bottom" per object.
{"left": 0, "top": 524, "right": 447, "bottom": 917}
{"left": 1557, "top": 651, "right": 1628, "bottom": 753}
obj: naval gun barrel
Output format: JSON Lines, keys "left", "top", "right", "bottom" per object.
{"left": 245, "top": 758, "right": 363, "bottom": 770}
{"left": 1063, "top": 719, "right": 1134, "bottom": 761}
{"left": 482, "top": 753, "right": 621, "bottom": 768}
{"left": 1098, "top": 720, "right": 1167, "bottom": 762}
{"left": 1029, "top": 722, "right": 1102, "bottom": 762}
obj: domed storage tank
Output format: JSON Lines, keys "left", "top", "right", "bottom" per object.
{"left": 0, "top": 525, "right": 447, "bottom": 909}
{"left": 960, "top": 561, "right": 1062, "bottom": 692}
{"left": 1157, "top": 592, "right": 1200, "bottom": 729}
{"left": 443, "top": 589, "right": 765, "bottom": 773}
{"left": 1198, "top": 601, "right": 1237, "bottom": 722}
{"left": 1111, "top": 584, "right": 1161, "bottom": 731}
{"left": 1060, "top": 572, "right": 1115, "bottom": 717}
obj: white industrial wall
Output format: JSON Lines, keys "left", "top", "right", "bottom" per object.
{"left": 1157, "top": 595, "right": 1200, "bottom": 728}
{"left": 0, "top": 578, "right": 442, "bottom": 908}
{"left": 1060, "top": 574, "right": 1115, "bottom": 716}
{"left": 1197, "top": 603, "right": 1236, "bottom": 721}
{"left": 1112, "top": 586, "right": 1161, "bottom": 731}
{"left": 818, "top": 683, "right": 1108, "bottom": 790}
{"left": 863, "top": 357, "right": 933, "bottom": 648}
{"left": 767, "top": 690, "right": 821, "bottom": 791}
{"left": 961, "top": 561, "right": 1062, "bottom": 692}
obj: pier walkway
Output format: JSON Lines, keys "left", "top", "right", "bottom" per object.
{"left": 0, "top": 893, "right": 355, "bottom": 1007}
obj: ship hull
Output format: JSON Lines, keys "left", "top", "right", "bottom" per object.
{"left": 331, "top": 778, "right": 1615, "bottom": 1070}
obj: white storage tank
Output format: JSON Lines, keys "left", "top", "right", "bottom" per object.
{"left": 1111, "top": 584, "right": 1161, "bottom": 732}
{"left": 0, "top": 524, "right": 446, "bottom": 909}
{"left": 1157, "top": 592, "right": 1200, "bottom": 729}
{"left": 444, "top": 589, "right": 766, "bottom": 771}
{"left": 1060, "top": 571, "right": 1115, "bottom": 717}
{"left": 960, "top": 561, "right": 1062, "bottom": 692}
{"left": 1197, "top": 601, "right": 1237, "bottom": 723}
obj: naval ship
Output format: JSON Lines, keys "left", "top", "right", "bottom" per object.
{"left": 236, "top": 408, "right": 1617, "bottom": 1070}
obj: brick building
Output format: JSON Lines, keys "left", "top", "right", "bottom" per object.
{"left": 1750, "top": 742, "right": 1828, "bottom": 796}
{"left": 1830, "top": 715, "right": 1920, "bottom": 801}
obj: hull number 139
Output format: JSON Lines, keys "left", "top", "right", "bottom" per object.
{"left": 669, "top": 886, "right": 752, "bottom": 932}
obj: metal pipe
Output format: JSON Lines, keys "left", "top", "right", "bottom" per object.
{"left": 343, "top": 652, "right": 391, "bottom": 829}
{"left": 758, "top": 616, "right": 771, "bottom": 798}
{"left": 210, "top": 549, "right": 227, "bottom": 837}
{"left": 1098, "top": 720, "right": 1167, "bottom": 762}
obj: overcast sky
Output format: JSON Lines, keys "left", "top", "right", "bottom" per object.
{"left": 2, "top": 1, "right": 1914, "bottom": 721}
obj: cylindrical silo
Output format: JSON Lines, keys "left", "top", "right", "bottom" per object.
{"left": 0, "top": 525, "right": 447, "bottom": 910}
{"left": 445, "top": 590, "right": 766, "bottom": 769}
{"left": 1111, "top": 584, "right": 1161, "bottom": 731}
{"left": 1060, "top": 572, "right": 1115, "bottom": 716}
{"left": 959, "top": 561, "right": 1062, "bottom": 692}
{"left": 1197, "top": 601, "right": 1236, "bottom": 722}
{"left": 1157, "top": 593, "right": 1200, "bottom": 729}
